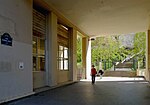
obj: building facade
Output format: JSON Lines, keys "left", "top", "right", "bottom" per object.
{"left": 0, "top": 0, "right": 89, "bottom": 103}
{"left": 0, "top": 0, "right": 150, "bottom": 103}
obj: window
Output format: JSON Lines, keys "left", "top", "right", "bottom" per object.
{"left": 33, "top": 36, "right": 45, "bottom": 71}
{"left": 57, "top": 23, "right": 69, "bottom": 71}
{"left": 33, "top": 8, "right": 46, "bottom": 71}
{"left": 57, "top": 45, "right": 69, "bottom": 70}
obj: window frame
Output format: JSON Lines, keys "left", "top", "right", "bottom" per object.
{"left": 57, "top": 44, "right": 69, "bottom": 71}
{"left": 32, "top": 36, "right": 46, "bottom": 71}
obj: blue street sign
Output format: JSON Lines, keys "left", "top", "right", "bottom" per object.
{"left": 1, "top": 33, "right": 13, "bottom": 46}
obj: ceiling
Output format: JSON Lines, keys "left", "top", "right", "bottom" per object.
{"left": 44, "top": 0, "right": 150, "bottom": 36}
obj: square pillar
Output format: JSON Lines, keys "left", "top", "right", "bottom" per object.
{"left": 82, "top": 37, "right": 92, "bottom": 80}
{"left": 86, "top": 39, "right": 92, "bottom": 80}
{"left": 69, "top": 28, "right": 77, "bottom": 81}
{"left": 146, "top": 30, "right": 150, "bottom": 81}
{"left": 46, "top": 12, "right": 58, "bottom": 86}
{"left": 82, "top": 37, "right": 88, "bottom": 79}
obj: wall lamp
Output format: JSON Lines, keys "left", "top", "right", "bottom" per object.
{"left": 88, "top": 38, "right": 96, "bottom": 41}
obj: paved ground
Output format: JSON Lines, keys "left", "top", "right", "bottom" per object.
{"left": 4, "top": 77, "right": 150, "bottom": 105}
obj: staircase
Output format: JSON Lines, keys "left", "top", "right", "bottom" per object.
{"left": 115, "top": 61, "right": 133, "bottom": 71}
{"left": 106, "top": 61, "right": 135, "bottom": 76}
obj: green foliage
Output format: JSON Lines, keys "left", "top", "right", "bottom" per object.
{"left": 91, "top": 32, "right": 146, "bottom": 70}
{"left": 76, "top": 32, "right": 146, "bottom": 70}
{"left": 91, "top": 35, "right": 124, "bottom": 63}
{"left": 133, "top": 32, "right": 146, "bottom": 58}
{"left": 133, "top": 32, "right": 146, "bottom": 68}
{"left": 77, "top": 36, "right": 82, "bottom": 63}
{"left": 102, "top": 61, "right": 113, "bottom": 70}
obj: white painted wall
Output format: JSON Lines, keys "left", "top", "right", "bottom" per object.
{"left": 58, "top": 71, "right": 69, "bottom": 83}
{"left": 0, "top": 0, "right": 33, "bottom": 103}
{"left": 33, "top": 71, "right": 46, "bottom": 89}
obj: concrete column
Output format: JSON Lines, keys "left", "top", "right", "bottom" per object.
{"left": 69, "top": 28, "right": 77, "bottom": 81}
{"left": 146, "top": 30, "right": 150, "bottom": 82}
{"left": 46, "top": 12, "right": 58, "bottom": 86}
{"left": 86, "top": 39, "right": 91, "bottom": 80}
{"left": 82, "top": 37, "right": 88, "bottom": 79}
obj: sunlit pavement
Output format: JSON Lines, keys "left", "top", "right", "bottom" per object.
{"left": 80, "top": 76, "right": 146, "bottom": 82}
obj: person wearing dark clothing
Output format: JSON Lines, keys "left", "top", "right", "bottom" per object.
{"left": 98, "top": 69, "right": 104, "bottom": 79}
{"left": 91, "top": 65, "right": 97, "bottom": 84}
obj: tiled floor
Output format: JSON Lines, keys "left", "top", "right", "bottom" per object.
{"left": 4, "top": 77, "right": 150, "bottom": 105}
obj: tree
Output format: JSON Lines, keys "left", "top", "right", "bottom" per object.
{"left": 91, "top": 36, "right": 123, "bottom": 69}
{"left": 91, "top": 32, "right": 146, "bottom": 70}
{"left": 91, "top": 35, "right": 122, "bottom": 63}
{"left": 133, "top": 32, "right": 146, "bottom": 68}
{"left": 133, "top": 32, "right": 146, "bottom": 55}
{"left": 77, "top": 35, "right": 82, "bottom": 64}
